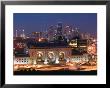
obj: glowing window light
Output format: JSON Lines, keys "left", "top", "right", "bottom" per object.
{"left": 38, "top": 38, "right": 42, "bottom": 42}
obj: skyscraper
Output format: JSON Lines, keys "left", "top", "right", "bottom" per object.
{"left": 48, "top": 25, "right": 55, "bottom": 41}
{"left": 56, "top": 22, "right": 63, "bottom": 36}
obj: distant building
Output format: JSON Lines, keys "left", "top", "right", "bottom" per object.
{"left": 56, "top": 22, "right": 63, "bottom": 36}
{"left": 14, "top": 37, "right": 29, "bottom": 56}
{"left": 14, "top": 56, "right": 30, "bottom": 65}
{"left": 47, "top": 25, "right": 55, "bottom": 41}
{"left": 69, "top": 39, "right": 88, "bottom": 53}
{"left": 71, "top": 54, "right": 89, "bottom": 63}
{"left": 77, "top": 39, "right": 88, "bottom": 53}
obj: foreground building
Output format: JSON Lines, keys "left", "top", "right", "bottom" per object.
{"left": 14, "top": 36, "right": 89, "bottom": 65}
{"left": 28, "top": 46, "right": 72, "bottom": 65}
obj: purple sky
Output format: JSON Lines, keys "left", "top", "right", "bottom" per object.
{"left": 14, "top": 13, "right": 97, "bottom": 35}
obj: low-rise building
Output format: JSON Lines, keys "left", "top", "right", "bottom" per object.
{"left": 71, "top": 54, "right": 89, "bottom": 63}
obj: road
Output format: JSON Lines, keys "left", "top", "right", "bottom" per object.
{"left": 14, "top": 63, "right": 97, "bottom": 71}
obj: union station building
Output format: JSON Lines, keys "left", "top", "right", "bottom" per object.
{"left": 28, "top": 47, "right": 72, "bottom": 65}
{"left": 14, "top": 37, "right": 89, "bottom": 65}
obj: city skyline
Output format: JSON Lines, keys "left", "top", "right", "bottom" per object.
{"left": 14, "top": 13, "right": 97, "bottom": 35}
{"left": 13, "top": 13, "right": 97, "bottom": 75}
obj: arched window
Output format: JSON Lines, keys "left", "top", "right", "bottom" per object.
{"left": 59, "top": 52, "right": 65, "bottom": 61}
{"left": 36, "top": 52, "right": 43, "bottom": 62}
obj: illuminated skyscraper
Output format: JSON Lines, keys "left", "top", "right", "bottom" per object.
{"left": 16, "top": 30, "right": 18, "bottom": 37}
{"left": 56, "top": 22, "right": 63, "bottom": 36}
{"left": 48, "top": 25, "right": 55, "bottom": 41}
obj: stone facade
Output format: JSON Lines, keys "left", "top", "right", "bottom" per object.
{"left": 28, "top": 47, "right": 72, "bottom": 64}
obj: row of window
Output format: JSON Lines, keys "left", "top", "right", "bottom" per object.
{"left": 73, "top": 56, "right": 88, "bottom": 58}
{"left": 72, "top": 58, "right": 88, "bottom": 61}
{"left": 15, "top": 58, "right": 29, "bottom": 63}
{"left": 16, "top": 60, "right": 28, "bottom": 63}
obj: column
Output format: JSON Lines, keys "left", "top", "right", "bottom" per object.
{"left": 44, "top": 50, "right": 48, "bottom": 64}
{"left": 55, "top": 49, "right": 59, "bottom": 64}
{"left": 66, "top": 50, "right": 70, "bottom": 63}
{"left": 33, "top": 58, "right": 36, "bottom": 64}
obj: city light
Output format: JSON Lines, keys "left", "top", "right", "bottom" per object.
{"left": 80, "top": 46, "right": 86, "bottom": 47}
{"left": 69, "top": 42, "right": 77, "bottom": 47}
{"left": 38, "top": 38, "right": 42, "bottom": 42}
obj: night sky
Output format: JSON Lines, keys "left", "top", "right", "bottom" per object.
{"left": 14, "top": 13, "right": 97, "bottom": 35}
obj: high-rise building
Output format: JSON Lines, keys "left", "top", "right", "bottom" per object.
{"left": 71, "top": 28, "right": 81, "bottom": 40}
{"left": 48, "top": 25, "right": 55, "bottom": 41}
{"left": 56, "top": 22, "right": 63, "bottom": 36}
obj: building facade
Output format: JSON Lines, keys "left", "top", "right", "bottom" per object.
{"left": 71, "top": 54, "right": 89, "bottom": 63}
{"left": 28, "top": 47, "right": 72, "bottom": 65}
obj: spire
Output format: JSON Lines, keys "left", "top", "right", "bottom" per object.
{"left": 16, "top": 30, "right": 18, "bottom": 37}
{"left": 22, "top": 29, "right": 25, "bottom": 38}
{"left": 23, "top": 29, "right": 24, "bottom": 35}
